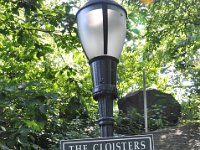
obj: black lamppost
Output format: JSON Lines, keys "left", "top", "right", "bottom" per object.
{"left": 76, "top": 0, "right": 126, "bottom": 137}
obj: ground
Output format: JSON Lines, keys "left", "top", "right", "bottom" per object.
{"left": 151, "top": 123, "right": 200, "bottom": 150}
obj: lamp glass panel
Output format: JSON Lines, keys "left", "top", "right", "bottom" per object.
{"left": 77, "top": 5, "right": 104, "bottom": 59}
{"left": 107, "top": 5, "right": 126, "bottom": 59}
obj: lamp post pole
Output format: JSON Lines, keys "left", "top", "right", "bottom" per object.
{"left": 98, "top": 95, "right": 114, "bottom": 137}
{"left": 90, "top": 57, "right": 118, "bottom": 137}
{"left": 76, "top": 0, "right": 127, "bottom": 137}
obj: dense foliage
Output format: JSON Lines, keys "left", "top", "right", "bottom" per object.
{"left": 0, "top": 0, "right": 199, "bottom": 149}
{"left": 115, "top": 104, "right": 170, "bottom": 135}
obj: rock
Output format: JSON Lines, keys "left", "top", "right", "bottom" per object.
{"left": 118, "top": 89, "right": 181, "bottom": 125}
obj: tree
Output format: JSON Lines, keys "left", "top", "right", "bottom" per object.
{"left": 118, "top": 0, "right": 199, "bottom": 97}
{"left": 0, "top": 0, "right": 97, "bottom": 149}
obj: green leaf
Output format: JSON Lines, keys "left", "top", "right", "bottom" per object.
{"left": 0, "top": 126, "right": 6, "bottom": 131}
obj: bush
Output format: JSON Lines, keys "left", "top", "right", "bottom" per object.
{"left": 148, "top": 104, "right": 170, "bottom": 131}
{"left": 180, "top": 94, "right": 200, "bottom": 123}
{"left": 115, "top": 104, "right": 170, "bottom": 135}
{"left": 115, "top": 109, "right": 144, "bottom": 135}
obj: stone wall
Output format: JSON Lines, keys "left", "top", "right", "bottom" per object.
{"left": 151, "top": 123, "right": 200, "bottom": 150}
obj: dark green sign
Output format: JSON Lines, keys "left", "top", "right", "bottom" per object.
{"left": 60, "top": 134, "right": 154, "bottom": 150}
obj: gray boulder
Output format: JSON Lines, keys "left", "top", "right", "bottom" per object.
{"left": 118, "top": 89, "right": 181, "bottom": 125}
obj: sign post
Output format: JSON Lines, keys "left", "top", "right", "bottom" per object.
{"left": 60, "top": 134, "right": 154, "bottom": 150}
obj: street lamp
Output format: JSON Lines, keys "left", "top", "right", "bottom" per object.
{"left": 76, "top": 0, "right": 126, "bottom": 137}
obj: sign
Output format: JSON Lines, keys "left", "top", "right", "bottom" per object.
{"left": 60, "top": 134, "right": 154, "bottom": 150}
